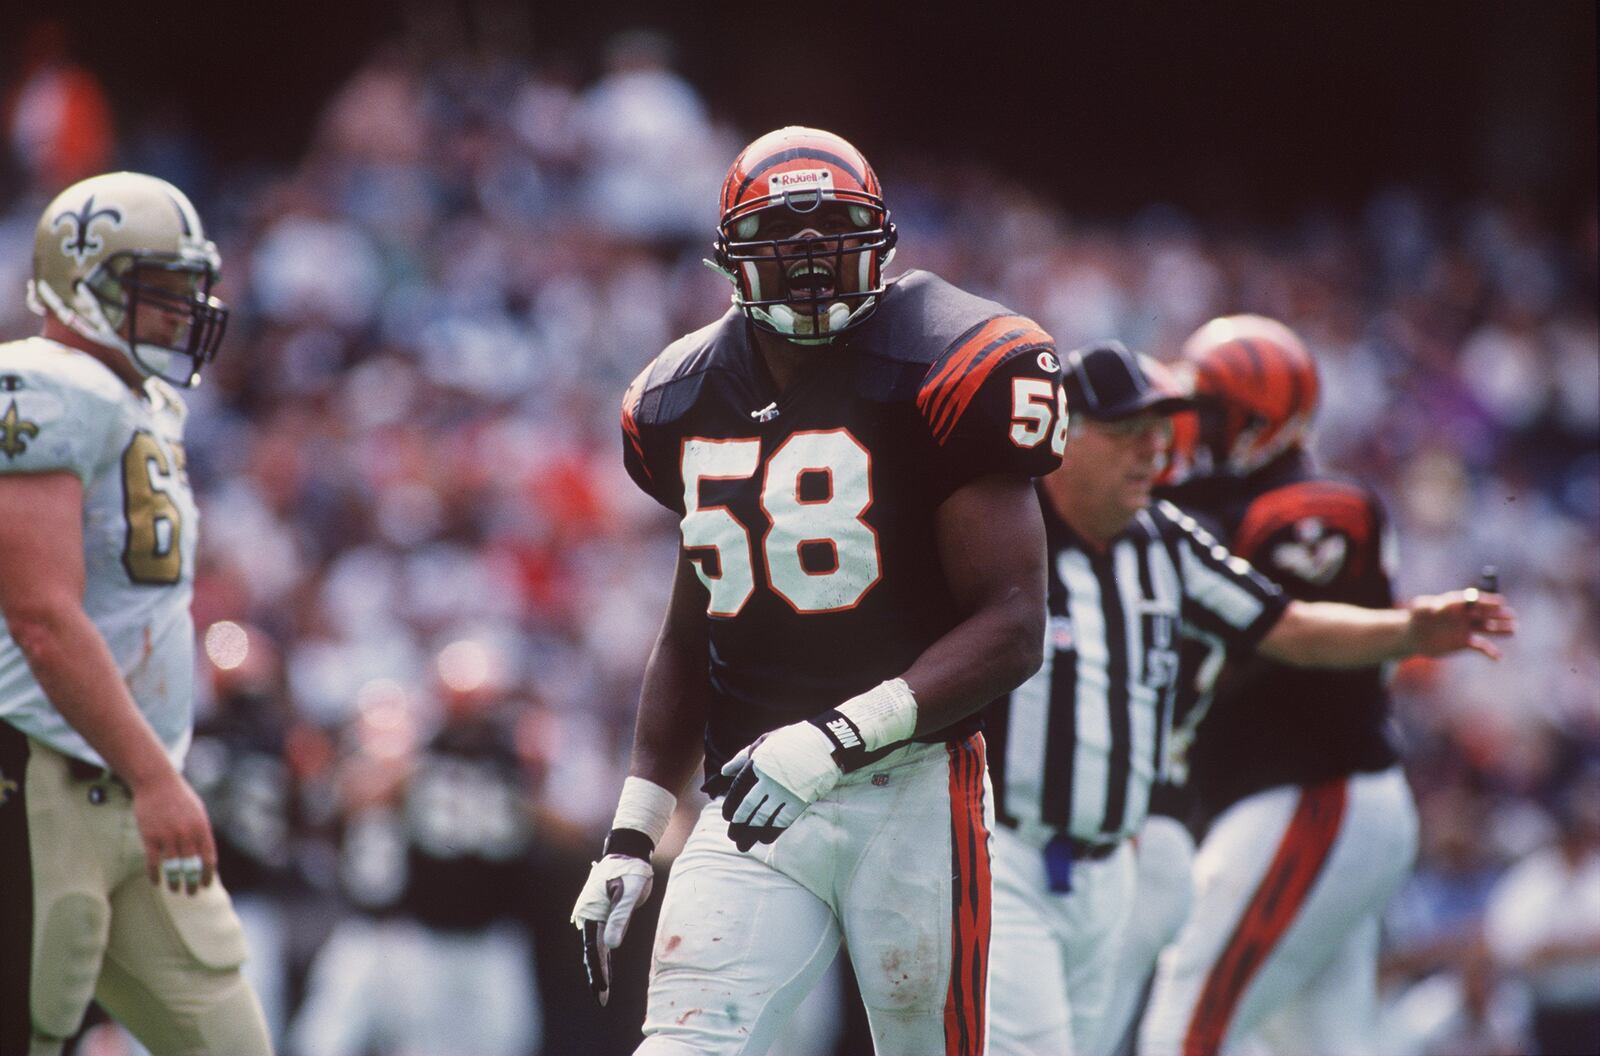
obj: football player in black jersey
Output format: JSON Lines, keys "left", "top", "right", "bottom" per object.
{"left": 571, "top": 126, "right": 1068, "bottom": 1055}
{"left": 1140, "top": 315, "right": 1512, "bottom": 1055}
{"left": 290, "top": 667, "right": 543, "bottom": 1056}
{"left": 975, "top": 341, "right": 1513, "bottom": 1056}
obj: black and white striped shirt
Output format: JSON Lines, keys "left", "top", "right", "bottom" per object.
{"left": 988, "top": 498, "right": 1288, "bottom": 847}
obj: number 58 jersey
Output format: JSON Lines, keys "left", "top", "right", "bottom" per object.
{"left": 622, "top": 271, "right": 1065, "bottom": 778}
{"left": 0, "top": 338, "right": 199, "bottom": 768}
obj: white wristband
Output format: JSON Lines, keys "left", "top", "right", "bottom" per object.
{"left": 836, "top": 678, "right": 919, "bottom": 752}
{"left": 611, "top": 776, "right": 677, "bottom": 847}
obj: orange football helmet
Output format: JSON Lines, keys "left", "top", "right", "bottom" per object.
{"left": 1180, "top": 314, "right": 1318, "bottom": 477}
{"left": 1139, "top": 353, "right": 1201, "bottom": 486}
{"left": 711, "top": 126, "right": 897, "bottom": 345}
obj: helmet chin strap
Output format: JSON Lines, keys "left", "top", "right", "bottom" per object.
{"left": 32, "top": 278, "right": 119, "bottom": 352}
{"left": 34, "top": 275, "right": 174, "bottom": 383}
{"left": 704, "top": 250, "right": 889, "bottom": 346}
{"left": 755, "top": 298, "right": 876, "bottom": 346}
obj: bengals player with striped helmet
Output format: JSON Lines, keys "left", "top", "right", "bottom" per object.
{"left": 1137, "top": 315, "right": 1508, "bottom": 1054}
{"left": 711, "top": 126, "right": 898, "bottom": 346}
{"left": 572, "top": 127, "right": 1067, "bottom": 1054}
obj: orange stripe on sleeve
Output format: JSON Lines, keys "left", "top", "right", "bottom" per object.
{"left": 621, "top": 365, "right": 653, "bottom": 481}
{"left": 919, "top": 315, "right": 1052, "bottom": 444}
{"left": 926, "top": 327, "right": 1051, "bottom": 443}
{"left": 919, "top": 317, "right": 1016, "bottom": 416}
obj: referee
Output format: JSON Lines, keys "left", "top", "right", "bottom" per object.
{"left": 984, "top": 342, "right": 1516, "bottom": 1056}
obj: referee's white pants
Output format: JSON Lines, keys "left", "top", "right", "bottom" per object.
{"left": 1141, "top": 766, "right": 1418, "bottom": 1056}
{"left": 1098, "top": 815, "right": 1198, "bottom": 1054}
{"left": 987, "top": 825, "right": 1137, "bottom": 1055}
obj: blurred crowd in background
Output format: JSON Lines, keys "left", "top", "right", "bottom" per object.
{"left": 3, "top": 17, "right": 1597, "bottom": 1056}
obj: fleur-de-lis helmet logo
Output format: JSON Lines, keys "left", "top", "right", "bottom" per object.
{"left": 52, "top": 195, "right": 124, "bottom": 263}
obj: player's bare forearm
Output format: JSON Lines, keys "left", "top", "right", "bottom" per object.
{"left": 7, "top": 604, "right": 181, "bottom": 787}
{"left": 627, "top": 550, "right": 712, "bottom": 796}
{"left": 902, "top": 473, "right": 1047, "bottom": 734}
{"left": 0, "top": 472, "right": 179, "bottom": 790}
{"left": 1258, "top": 601, "right": 1411, "bottom": 668}
{"left": 1259, "top": 591, "right": 1514, "bottom": 668}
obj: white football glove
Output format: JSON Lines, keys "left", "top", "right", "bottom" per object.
{"left": 719, "top": 682, "right": 920, "bottom": 852}
{"left": 571, "top": 852, "right": 655, "bottom": 1005}
{"left": 720, "top": 721, "right": 847, "bottom": 851}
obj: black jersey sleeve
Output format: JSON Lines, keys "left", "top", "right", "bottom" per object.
{"left": 1155, "top": 500, "right": 1290, "bottom": 652}
{"left": 621, "top": 359, "right": 683, "bottom": 513}
{"left": 915, "top": 314, "right": 1065, "bottom": 494}
{"left": 620, "top": 362, "right": 659, "bottom": 500}
{"left": 1228, "top": 480, "right": 1395, "bottom": 607}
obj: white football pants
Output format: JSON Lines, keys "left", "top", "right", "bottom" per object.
{"left": 1141, "top": 767, "right": 1418, "bottom": 1056}
{"left": 1098, "top": 815, "right": 1197, "bottom": 1055}
{"left": 639, "top": 735, "right": 994, "bottom": 1056}
{"left": 987, "top": 825, "right": 1137, "bottom": 1055}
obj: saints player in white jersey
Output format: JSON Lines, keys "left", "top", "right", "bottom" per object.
{"left": 0, "top": 172, "right": 272, "bottom": 1055}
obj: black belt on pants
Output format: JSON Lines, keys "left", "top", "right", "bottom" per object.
{"left": 997, "top": 816, "right": 1123, "bottom": 862}
{"left": 1067, "top": 836, "right": 1120, "bottom": 862}
{"left": 64, "top": 756, "right": 129, "bottom": 791}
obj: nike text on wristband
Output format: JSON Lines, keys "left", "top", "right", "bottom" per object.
{"left": 807, "top": 709, "right": 873, "bottom": 773}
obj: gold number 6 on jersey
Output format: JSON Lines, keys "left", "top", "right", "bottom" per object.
{"left": 121, "top": 430, "right": 183, "bottom": 584}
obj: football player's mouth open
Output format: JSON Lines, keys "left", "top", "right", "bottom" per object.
{"left": 786, "top": 260, "right": 835, "bottom": 306}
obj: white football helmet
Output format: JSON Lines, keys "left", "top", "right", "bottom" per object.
{"left": 28, "top": 171, "right": 228, "bottom": 386}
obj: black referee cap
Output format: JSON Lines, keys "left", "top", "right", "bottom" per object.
{"left": 1060, "top": 341, "right": 1193, "bottom": 422}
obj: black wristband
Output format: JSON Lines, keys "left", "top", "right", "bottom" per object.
{"left": 806, "top": 709, "right": 872, "bottom": 773}
{"left": 603, "top": 827, "right": 655, "bottom": 861}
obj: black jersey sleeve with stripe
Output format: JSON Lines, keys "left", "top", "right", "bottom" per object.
{"left": 620, "top": 359, "right": 673, "bottom": 509}
{"left": 1154, "top": 500, "right": 1289, "bottom": 652}
{"left": 1229, "top": 479, "right": 1394, "bottom": 608}
{"left": 619, "top": 314, "right": 734, "bottom": 514}
{"left": 914, "top": 314, "right": 1065, "bottom": 496}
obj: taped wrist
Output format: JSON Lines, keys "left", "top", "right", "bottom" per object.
{"left": 608, "top": 776, "right": 677, "bottom": 855}
{"left": 837, "top": 678, "right": 918, "bottom": 751}
{"left": 805, "top": 679, "right": 918, "bottom": 773}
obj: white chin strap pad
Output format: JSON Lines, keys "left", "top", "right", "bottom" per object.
{"left": 132, "top": 342, "right": 183, "bottom": 380}
{"left": 755, "top": 298, "right": 876, "bottom": 346}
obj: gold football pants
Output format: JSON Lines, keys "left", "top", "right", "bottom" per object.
{"left": 0, "top": 723, "right": 272, "bottom": 1056}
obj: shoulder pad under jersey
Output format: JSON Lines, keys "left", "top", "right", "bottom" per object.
{"left": 852, "top": 271, "right": 1021, "bottom": 367}
{"left": 850, "top": 270, "right": 1054, "bottom": 412}
{"left": 623, "top": 308, "right": 747, "bottom": 430}
{"left": 144, "top": 378, "right": 190, "bottom": 427}
{"left": 1232, "top": 477, "right": 1387, "bottom": 591}
{"left": 0, "top": 338, "right": 126, "bottom": 482}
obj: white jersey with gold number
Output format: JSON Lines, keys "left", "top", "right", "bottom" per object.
{"left": 0, "top": 336, "right": 198, "bottom": 768}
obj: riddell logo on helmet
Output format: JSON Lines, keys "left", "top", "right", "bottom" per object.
{"left": 769, "top": 169, "right": 835, "bottom": 196}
